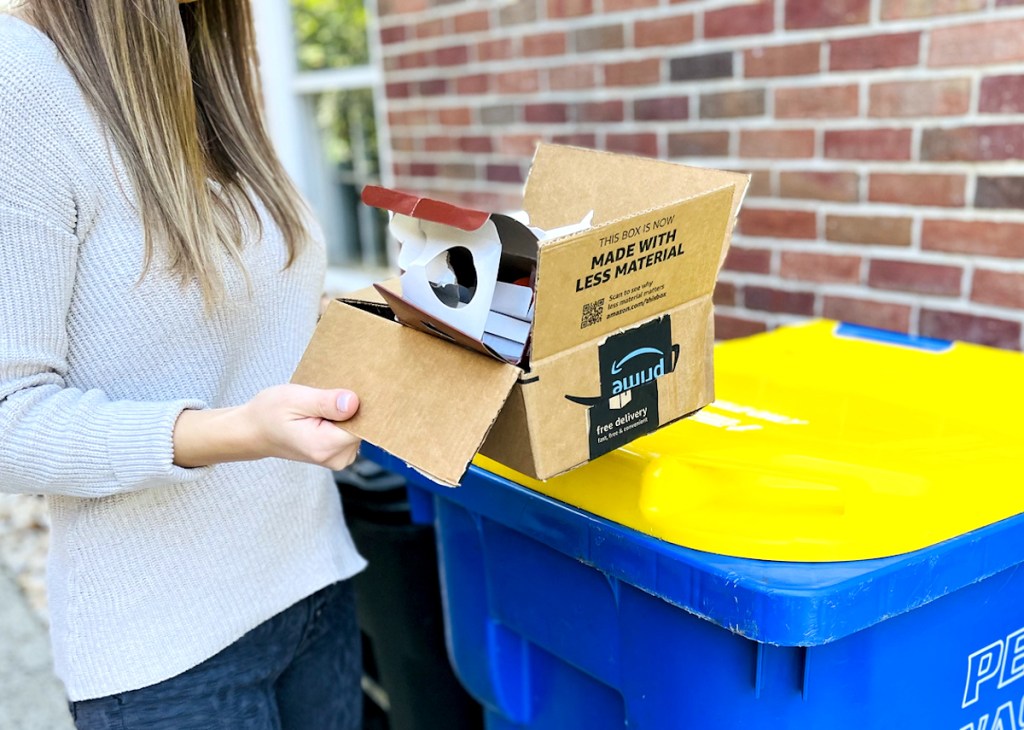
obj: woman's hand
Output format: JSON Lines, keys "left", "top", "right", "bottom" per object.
{"left": 173, "top": 384, "right": 361, "bottom": 470}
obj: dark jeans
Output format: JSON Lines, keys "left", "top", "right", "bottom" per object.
{"left": 70, "top": 580, "right": 362, "bottom": 730}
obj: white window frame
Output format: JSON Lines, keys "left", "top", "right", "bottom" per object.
{"left": 252, "top": 0, "right": 395, "bottom": 294}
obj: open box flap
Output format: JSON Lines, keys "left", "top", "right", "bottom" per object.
{"left": 529, "top": 185, "right": 736, "bottom": 361}
{"left": 522, "top": 143, "right": 750, "bottom": 233}
{"left": 291, "top": 300, "right": 521, "bottom": 486}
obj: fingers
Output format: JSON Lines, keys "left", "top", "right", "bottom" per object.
{"left": 314, "top": 425, "right": 361, "bottom": 471}
{"left": 333, "top": 390, "right": 360, "bottom": 421}
{"left": 286, "top": 384, "right": 360, "bottom": 422}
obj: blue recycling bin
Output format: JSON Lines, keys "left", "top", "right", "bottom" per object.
{"left": 358, "top": 321, "right": 1024, "bottom": 728}
{"left": 363, "top": 445, "right": 1024, "bottom": 729}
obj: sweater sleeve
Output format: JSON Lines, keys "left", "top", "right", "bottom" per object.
{"left": 0, "top": 37, "right": 212, "bottom": 498}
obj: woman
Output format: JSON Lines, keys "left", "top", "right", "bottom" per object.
{"left": 0, "top": 1, "right": 367, "bottom": 727}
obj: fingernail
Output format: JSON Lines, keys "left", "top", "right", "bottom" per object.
{"left": 337, "top": 393, "right": 353, "bottom": 413}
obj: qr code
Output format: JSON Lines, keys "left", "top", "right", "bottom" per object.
{"left": 581, "top": 298, "right": 605, "bottom": 329}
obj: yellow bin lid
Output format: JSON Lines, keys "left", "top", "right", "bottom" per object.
{"left": 475, "top": 320, "right": 1024, "bottom": 562}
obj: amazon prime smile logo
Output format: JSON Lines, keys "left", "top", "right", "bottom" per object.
{"left": 609, "top": 346, "right": 668, "bottom": 394}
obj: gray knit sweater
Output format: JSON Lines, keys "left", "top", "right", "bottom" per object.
{"left": 0, "top": 15, "right": 365, "bottom": 701}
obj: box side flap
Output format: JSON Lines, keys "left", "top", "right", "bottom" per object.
{"left": 531, "top": 185, "right": 734, "bottom": 361}
{"left": 363, "top": 185, "right": 491, "bottom": 232}
{"left": 291, "top": 300, "right": 520, "bottom": 486}
{"left": 523, "top": 143, "right": 749, "bottom": 232}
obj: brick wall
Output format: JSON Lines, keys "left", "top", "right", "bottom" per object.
{"left": 374, "top": 0, "right": 1024, "bottom": 349}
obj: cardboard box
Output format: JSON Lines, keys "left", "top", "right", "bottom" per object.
{"left": 292, "top": 144, "right": 749, "bottom": 486}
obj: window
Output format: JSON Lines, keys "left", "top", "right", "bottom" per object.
{"left": 254, "top": 0, "right": 393, "bottom": 292}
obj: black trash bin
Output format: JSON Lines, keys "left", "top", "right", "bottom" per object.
{"left": 336, "top": 458, "right": 483, "bottom": 730}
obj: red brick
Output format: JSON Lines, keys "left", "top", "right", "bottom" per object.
{"left": 396, "top": 50, "right": 429, "bottom": 70}
{"left": 417, "top": 79, "right": 448, "bottom": 96}
{"left": 438, "top": 164, "right": 479, "bottom": 181}
{"left": 723, "top": 246, "right": 772, "bottom": 273}
{"left": 705, "top": 2, "right": 775, "bottom": 39}
{"left": 604, "top": 59, "right": 661, "bottom": 86}
{"left": 745, "top": 169, "right": 773, "bottom": 197}
{"left": 922, "top": 219, "right": 1024, "bottom": 258}
{"left": 456, "top": 74, "right": 490, "bottom": 95}
{"left": 435, "top": 45, "right": 469, "bottom": 67}
{"left": 606, "top": 133, "right": 659, "bottom": 158}
{"left": 825, "top": 128, "right": 912, "bottom": 160}
{"left": 388, "top": 109, "right": 430, "bottom": 126}
{"left": 478, "top": 38, "right": 515, "bottom": 62}
{"left": 715, "top": 314, "right": 769, "bottom": 340}
{"left": 870, "top": 78, "right": 970, "bottom": 118}
{"left": 385, "top": 82, "right": 411, "bottom": 99}
{"left": 826, "top": 215, "right": 913, "bottom": 246}
{"left": 577, "top": 100, "right": 625, "bottom": 123}
{"left": 779, "top": 171, "right": 860, "bottom": 202}
{"left": 607, "top": 0, "right": 658, "bottom": 8}
{"left": 869, "top": 173, "right": 965, "bottom": 207}
{"left": 487, "top": 164, "right": 525, "bottom": 184}
{"left": 745, "top": 286, "right": 816, "bottom": 315}
{"left": 389, "top": 137, "right": 416, "bottom": 153}
{"left": 497, "top": 69, "right": 540, "bottom": 94}
{"left": 670, "top": 52, "right": 734, "bottom": 81}
{"left": 575, "top": 24, "right": 624, "bottom": 53}
{"left": 741, "top": 129, "right": 816, "bottom": 158}
{"left": 409, "top": 162, "right": 438, "bottom": 177}
{"left": 882, "top": 0, "right": 985, "bottom": 18}
{"left": 481, "top": 105, "right": 518, "bottom": 125}
{"left": 972, "top": 269, "right": 1024, "bottom": 310}
{"left": 822, "top": 296, "right": 912, "bottom": 332}
{"left": 500, "top": 0, "right": 539, "bottom": 25}
{"left": 780, "top": 251, "right": 862, "bottom": 283}
{"left": 548, "top": 0, "right": 592, "bottom": 17}
{"left": 379, "top": 0, "right": 427, "bottom": 14}
{"left": 523, "top": 31, "right": 566, "bottom": 57}
{"left": 922, "top": 125, "right": 1024, "bottom": 162}
{"left": 786, "top": 0, "right": 870, "bottom": 28}
{"left": 423, "top": 136, "right": 454, "bottom": 152}
{"left": 701, "top": 90, "right": 765, "bottom": 119}
{"left": 919, "top": 310, "right": 1022, "bottom": 349}
{"left": 525, "top": 103, "right": 569, "bottom": 123}
{"left": 415, "top": 18, "right": 446, "bottom": 39}
{"left": 980, "top": 75, "right": 1024, "bottom": 114}
{"left": 976, "top": 177, "right": 1024, "bottom": 209}
{"left": 454, "top": 10, "right": 490, "bottom": 33}
{"left": 739, "top": 209, "right": 817, "bottom": 239}
{"left": 380, "top": 25, "right": 407, "bottom": 44}
{"left": 745, "top": 43, "right": 820, "bottom": 78}
{"left": 868, "top": 259, "right": 963, "bottom": 296}
{"left": 830, "top": 32, "right": 920, "bottom": 71}
{"left": 438, "top": 107, "right": 472, "bottom": 125}
{"left": 498, "top": 134, "right": 543, "bottom": 156}
{"left": 929, "top": 19, "right": 1024, "bottom": 67}
{"left": 776, "top": 84, "right": 859, "bottom": 119}
{"left": 549, "top": 64, "right": 597, "bottom": 90}
{"left": 713, "top": 281, "right": 738, "bottom": 307}
{"left": 552, "top": 133, "right": 598, "bottom": 148}
{"left": 669, "top": 131, "right": 731, "bottom": 157}
{"left": 635, "top": 15, "right": 694, "bottom": 48}
{"left": 635, "top": 96, "right": 689, "bottom": 121}
{"left": 458, "top": 136, "right": 493, "bottom": 153}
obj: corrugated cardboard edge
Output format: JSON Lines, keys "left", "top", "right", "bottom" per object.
{"left": 291, "top": 300, "right": 521, "bottom": 487}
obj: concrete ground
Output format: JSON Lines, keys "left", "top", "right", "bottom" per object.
{"left": 0, "top": 566, "right": 74, "bottom": 730}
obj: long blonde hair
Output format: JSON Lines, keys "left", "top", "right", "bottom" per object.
{"left": 24, "top": 0, "right": 310, "bottom": 305}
